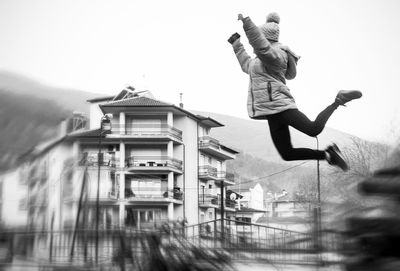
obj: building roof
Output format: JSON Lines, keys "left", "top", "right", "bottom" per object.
{"left": 86, "top": 96, "right": 115, "bottom": 103}
{"left": 196, "top": 115, "right": 224, "bottom": 128}
{"left": 15, "top": 136, "right": 67, "bottom": 166}
{"left": 100, "top": 95, "right": 225, "bottom": 129}
{"left": 66, "top": 128, "right": 104, "bottom": 138}
{"left": 101, "top": 96, "right": 172, "bottom": 107}
{"left": 231, "top": 181, "right": 261, "bottom": 192}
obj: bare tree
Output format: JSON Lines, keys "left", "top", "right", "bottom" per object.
{"left": 321, "top": 137, "right": 396, "bottom": 228}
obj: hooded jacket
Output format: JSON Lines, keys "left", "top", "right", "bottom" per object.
{"left": 232, "top": 17, "right": 298, "bottom": 119}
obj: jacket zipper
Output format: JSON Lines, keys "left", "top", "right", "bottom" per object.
{"left": 249, "top": 68, "right": 256, "bottom": 116}
{"left": 267, "top": 81, "right": 273, "bottom": 101}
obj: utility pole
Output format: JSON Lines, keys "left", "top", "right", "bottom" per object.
{"left": 220, "top": 180, "right": 224, "bottom": 242}
{"left": 96, "top": 114, "right": 112, "bottom": 264}
{"left": 95, "top": 125, "right": 103, "bottom": 264}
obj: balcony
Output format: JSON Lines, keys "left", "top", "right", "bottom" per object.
{"left": 217, "top": 171, "right": 236, "bottom": 185}
{"left": 198, "top": 194, "right": 219, "bottom": 208}
{"left": 126, "top": 156, "right": 183, "bottom": 173}
{"left": 198, "top": 193, "right": 236, "bottom": 210}
{"left": 85, "top": 188, "right": 119, "bottom": 202}
{"left": 199, "top": 165, "right": 218, "bottom": 180}
{"left": 198, "top": 167, "right": 235, "bottom": 185}
{"left": 198, "top": 136, "right": 236, "bottom": 160}
{"left": 79, "top": 154, "right": 120, "bottom": 168}
{"left": 62, "top": 168, "right": 119, "bottom": 202}
{"left": 111, "top": 123, "right": 182, "bottom": 142}
{"left": 125, "top": 187, "right": 183, "bottom": 203}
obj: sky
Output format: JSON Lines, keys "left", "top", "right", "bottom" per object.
{"left": 0, "top": 0, "right": 400, "bottom": 144}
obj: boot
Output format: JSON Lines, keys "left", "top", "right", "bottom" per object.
{"left": 326, "top": 143, "right": 349, "bottom": 171}
{"left": 335, "top": 90, "right": 362, "bottom": 106}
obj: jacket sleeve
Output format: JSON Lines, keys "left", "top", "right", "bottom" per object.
{"left": 232, "top": 39, "right": 251, "bottom": 74}
{"left": 242, "top": 17, "right": 282, "bottom": 65}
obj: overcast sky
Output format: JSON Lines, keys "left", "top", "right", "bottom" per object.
{"left": 1, "top": 0, "right": 400, "bottom": 143}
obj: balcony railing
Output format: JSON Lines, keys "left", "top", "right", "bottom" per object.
{"left": 125, "top": 187, "right": 183, "bottom": 201}
{"left": 126, "top": 156, "right": 183, "bottom": 171}
{"left": 199, "top": 165, "right": 218, "bottom": 178}
{"left": 199, "top": 136, "right": 220, "bottom": 149}
{"left": 112, "top": 123, "right": 182, "bottom": 141}
{"left": 199, "top": 136, "right": 236, "bottom": 160}
{"left": 79, "top": 155, "right": 120, "bottom": 168}
{"left": 198, "top": 194, "right": 219, "bottom": 206}
{"left": 198, "top": 193, "right": 236, "bottom": 209}
{"left": 86, "top": 189, "right": 119, "bottom": 201}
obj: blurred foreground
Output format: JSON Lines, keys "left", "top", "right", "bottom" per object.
{"left": 2, "top": 164, "right": 400, "bottom": 270}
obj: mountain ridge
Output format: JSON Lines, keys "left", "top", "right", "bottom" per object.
{"left": 0, "top": 70, "right": 362, "bottom": 187}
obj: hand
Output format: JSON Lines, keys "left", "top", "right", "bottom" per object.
{"left": 237, "top": 14, "right": 244, "bottom": 21}
{"left": 228, "top": 32, "right": 241, "bottom": 44}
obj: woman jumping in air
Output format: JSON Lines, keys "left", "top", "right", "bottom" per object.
{"left": 228, "top": 12, "right": 362, "bottom": 171}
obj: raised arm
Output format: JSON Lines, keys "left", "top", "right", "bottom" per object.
{"left": 228, "top": 33, "right": 251, "bottom": 74}
{"left": 238, "top": 15, "right": 282, "bottom": 64}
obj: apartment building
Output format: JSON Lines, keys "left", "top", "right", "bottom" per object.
{"left": 0, "top": 89, "right": 238, "bottom": 231}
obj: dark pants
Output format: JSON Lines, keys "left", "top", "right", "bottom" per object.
{"left": 267, "top": 103, "right": 338, "bottom": 161}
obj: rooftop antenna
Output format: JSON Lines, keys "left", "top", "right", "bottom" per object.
{"left": 179, "top": 92, "right": 184, "bottom": 108}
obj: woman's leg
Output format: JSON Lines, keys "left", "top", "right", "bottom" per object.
{"left": 281, "top": 103, "right": 339, "bottom": 137}
{"left": 268, "top": 114, "right": 326, "bottom": 161}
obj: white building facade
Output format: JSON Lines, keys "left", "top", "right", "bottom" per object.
{"left": 0, "top": 90, "right": 238, "bottom": 231}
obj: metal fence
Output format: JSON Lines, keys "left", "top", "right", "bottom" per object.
{"left": 0, "top": 218, "right": 344, "bottom": 269}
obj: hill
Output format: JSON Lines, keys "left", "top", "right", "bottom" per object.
{"left": 0, "top": 71, "right": 376, "bottom": 196}
{"left": 0, "top": 70, "right": 98, "bottom": 114}
{"left": 0, "top": 71, "right": 98, "bottom": 170}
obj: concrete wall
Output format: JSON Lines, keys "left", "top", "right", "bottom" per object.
{"left": 89, "top": 102, "right": 104, "bottom": 129}
{"left": 174, "top": 115, "right": 199, "bottom": 225}
{"left": 0, "top": 168, "right": 28, "bottom": 227}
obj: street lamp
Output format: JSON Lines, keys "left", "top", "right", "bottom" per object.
{"left": 96, "top": 113, "right": 112, "bottom": 264}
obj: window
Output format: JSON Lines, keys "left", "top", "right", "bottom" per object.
{"left": 130, "top": 177, "right": 161, "bottom": 197}
{"left": 125, "top": 208, "right": 162, "bottom": 228}
{"left": 130, "top": 118, "right": 162, "bottom": 135}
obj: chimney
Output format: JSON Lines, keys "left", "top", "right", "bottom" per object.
{"left": 179, "top": 93, "right": 184, "bottom": 108}
{"left": 59, "top": 119, "right": 68, "bottom": 137}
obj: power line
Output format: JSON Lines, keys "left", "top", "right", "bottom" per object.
{"left": 235, "top": 161, "right": 310, "bottom": 186}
